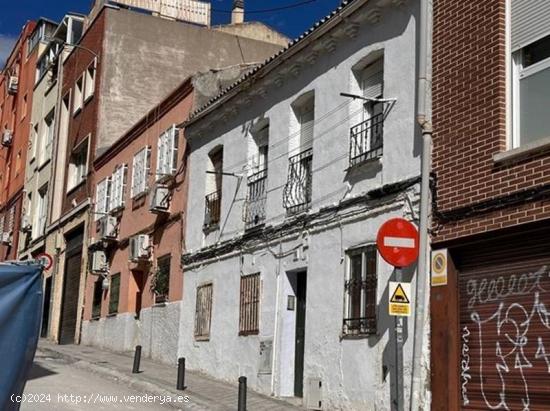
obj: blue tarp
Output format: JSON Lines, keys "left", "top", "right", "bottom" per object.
{"left": 0, "top": 263, "right": 43, "bottom": 411}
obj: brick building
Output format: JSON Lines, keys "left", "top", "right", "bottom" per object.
{"left": 0, "top": 20, "right": 43, "bottom": 261}
{"left": 430, "top": 1, "right": 550, "bottom": 409}
{"left": 46, "top": 1, "right": 286, "bottom": 345}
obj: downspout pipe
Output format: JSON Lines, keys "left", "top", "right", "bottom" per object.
{"left": 410, "top": 0, "right": 433, "bottom": 410}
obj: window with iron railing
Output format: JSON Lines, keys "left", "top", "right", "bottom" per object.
{"left": 243, "top": 169, "right": 267, "bottom": 228}
{"left": 349, "top": 110, "right": 383, "bottom": 167}
{"left": 283, "top": 148, "right": 313, "bottom": 213}
{"left": 194, "top": 283, "right": 213, "bottom": 340}
{"left": 343, "top": 245, "right": 378, "bottom": 336}
{"left": 204, "top": 189, "right": 221, "bottom": 228}
{"left": 239, "top": 273, "right": 260, "bottom": 336}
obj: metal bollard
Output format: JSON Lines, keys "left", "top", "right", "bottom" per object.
{"left": 238, "top": 376, "right": 247, "bottom": 411}
{"left": 132, "top": 345, "right": 142, "bottom": 374}
{"left": 177, "top": 357, "right": 186, "bottom": 390}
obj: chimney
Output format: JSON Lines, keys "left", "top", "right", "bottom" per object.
{"left": 231, "top": 0, "right": 244, "bottom": 24}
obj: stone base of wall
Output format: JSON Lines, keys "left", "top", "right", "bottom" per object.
{"left": 81, "top": 301, "right": 181, "bottom": 365}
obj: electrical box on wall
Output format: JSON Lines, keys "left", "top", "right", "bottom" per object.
{"left": 306, "top": 378, "right": 322, "bottom": 410}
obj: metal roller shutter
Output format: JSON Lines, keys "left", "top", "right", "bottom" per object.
{"left": 457, "top": 230, "right": 550, "bottom": 410}
{"left": 511, "top": 0, "right": 550, "bottom": 51}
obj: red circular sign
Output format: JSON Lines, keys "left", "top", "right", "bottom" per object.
{"left": 376, "top": 218, "right": 419, "bottom": 268}
{"left": 36, "top": 253, "right": 53, "bottom": 271}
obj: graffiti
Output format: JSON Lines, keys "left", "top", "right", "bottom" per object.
{"left": 470, "top": 289, "right": 550, "bottom": 411}
{"left": 461, "top": 326, "right": 472, "bottom": 406}
{"left": 466, "top": 266, "right": 548, "bottom": 309}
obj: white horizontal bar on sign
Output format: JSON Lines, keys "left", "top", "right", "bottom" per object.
{"left": 384, "top": 236, "right": 415, "bottom": 248}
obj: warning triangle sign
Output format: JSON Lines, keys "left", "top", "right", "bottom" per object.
{"left": 390, "top": 283, "right": 410, "bottom": 304}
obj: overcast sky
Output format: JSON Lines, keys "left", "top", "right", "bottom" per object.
{"left": 0, "top": 0, "right": 341, "bottom": 67}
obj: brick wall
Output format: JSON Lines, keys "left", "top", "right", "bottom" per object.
{"left": 432, "top": 0, "right": 550, "bottom": 243}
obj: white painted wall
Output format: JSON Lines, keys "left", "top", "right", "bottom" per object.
{"left": 181, "top": 1, "right": 425, "bottom": 409}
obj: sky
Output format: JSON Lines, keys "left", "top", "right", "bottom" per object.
{"left": 0, "top": 0, "right": 342, "bottom": 67}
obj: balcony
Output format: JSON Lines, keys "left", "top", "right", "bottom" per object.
{"left": 243, "top": 169, "right": 267, "bottom": 228}
{"left": 283, "top": 148, "right": 313, "bottom": 213}
{"left": 204, "top": 190, "right": 221, "bottom": 228}
{"left": 349, "top": 112, "right": 383, "bottom": 167}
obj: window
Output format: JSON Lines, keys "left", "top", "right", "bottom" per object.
{"left": 95, "top": 177, "right": 111, "bottom": 221}
{"left": 21, "top": 94, "right": 27, "bottom": 120}
{"left": 84, "top": 59, "right": 96, "bottom": 101}
{"left": 204, "top": 147, "right": 223, "bottom": 228}
{"left": 30, "top": 124, "right": 38, "bottom": 163}
{"left": 67, "top": 137, "right": 89, "bottom": 191}
{"left": 350, "top": 58, "right": 384, "bottom": 166}
{"left": 284, "top": 93, "right": 314, "bottom": 212}
{"left": 109, "top": 165, "right": 127, "bottom": 211}
{"left": 153, "top": 255, "right": 171, "bottom": 303}
{"left": 510, "top": 2, "right": 550, "bottom": 147}
{"left": 156, "top": 125, "right": 178, "bottom": 181}
{"left": 194, "top": 283, "right": 213, "bottom": 340}
{"left": 239, "top": 273, "right": 260, "bottom": 335}
{"left": 92, "top": 277, "right": 103, "bottom": 318}
{"left": 7, "top": 206, "right": 15, "bottom": 234}
{"left": 245, "top": 123, "right": 269, "bottom": 227}
{"left": 343, "top": 245, "right": 378, "bottom": 336}
{"left": 131, "top": 146, "right": 151, "bottom": 198}
{"left": 39, "top": 109, "right": 55, "bottom": 166}
{"left": 34, "top": 185, "right": 48, "bottom": 239}
{"left": 109, "top": 273, "right": 120, "bottom": 314}
{"left": 73, "top": 75, "right": 83, "bottom": 114}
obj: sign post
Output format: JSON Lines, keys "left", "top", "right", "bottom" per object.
{"left": 376, "top": 218, "right": 419, "bottom": 411}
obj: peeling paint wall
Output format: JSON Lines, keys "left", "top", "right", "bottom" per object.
{"left": 181, "top": 1, "right": 427, "bottom": 409}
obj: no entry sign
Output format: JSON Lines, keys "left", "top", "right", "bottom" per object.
{"left": 376, "top": 218, "right": 419, "bottom": 268}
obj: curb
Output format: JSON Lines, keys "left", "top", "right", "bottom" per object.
{"left": 36, "top": 347, "right": 215, "bottom": 411}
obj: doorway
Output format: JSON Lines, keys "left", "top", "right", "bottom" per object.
{"left": 131, "top": 270, "right": 146, "bottom": 319}
{"left": 41, "top": 277, "right": 52, "bottom": 338}
{"left": 58, "top": 227, "right": 84, "bottom": 345}
{"left": 294, "top": 271, "right": 307, "bottom": 398}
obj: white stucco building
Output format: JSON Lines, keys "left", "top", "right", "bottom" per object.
{"left": 180, "top": 0, "right": 426, "bottom": 409}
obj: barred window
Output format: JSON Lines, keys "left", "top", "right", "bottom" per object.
{"left": 109, "top": 273, "right": 120, "bottom": 315}
{"left": 153, "top": 255, "right": 171, "bottom": 303}
{"left": 194, "top": 283, "right": 213, "bottom": 340}
{"left": 343, "top": 245, "right": 378, "bottom": 336}
{"left": 239, "top": 273, "right": 260, "bottom": 336}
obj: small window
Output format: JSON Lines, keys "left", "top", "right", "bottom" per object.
{"left": 30, "top": 124, "right": 38, "bottom": 163}
{"left": 39, "top": 109, "right": 55, "bottom": 166}
{"left": 21, "top": 94, "right": 28, "bottom": 120}
{"left": 109, "top": 165, "right": 128, "bottom": 211}
{"left": 34, "top": 184, "right": 48, "bottom": 238}
{"left": 153, "top": 255, "right": 171, "bottom": 303}
{"left": 92, "top": 277, "right": 103, "bottom": 318}
{"left": 84, "top": 60, "right": 96, "bottom": 101}
{"left": 67, "top": 137, "right": 89, "bottom": 191}
{"left": 194, "top": 283, "right": 213, "bottom": 340}
{"left": 95, "top": 177, "right": 111, "bottom": 221}
{"left": 343, "top": 245, "right": 378, "bottom": 336}
{"left": 156, "top": 125, "right": 178, "bottom": 181}
{"left": 131, "top": 146, "right": 151, "bottom": 198}
{"left": 109, "top": 273, "right": 121, "bottom": 314}
{"left": 204, "top": 147, "right": 223, "bottom": 228}
{"left": 73, "top": 75, "right": 83, "bottom": 114}
{"left": 239, "top": 273, "right": 260, "bottom": 336}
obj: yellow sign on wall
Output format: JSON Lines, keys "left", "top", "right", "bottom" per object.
{"left": 431, "top": 249, "right": 448, "bottom": 287}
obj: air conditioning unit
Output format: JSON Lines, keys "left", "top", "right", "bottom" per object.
{"left": 99, "top": 216, "right": 118, "bottom": 241}
{"left": 2, "top": 130, "right": 13, "bottom": 147}
{"left": 7, "top": 76, "right": 18, "bottom": 95}
{"left": 149, "top": 185, "right": 170, "bottom": 213}
{"left": 90, "top": 249, "right": 108, "bottom": 273}
{"left": 20, "top": 215, "right": 32, "bottom": 232}
{"left": 129, "top": 234, "right": 150, "bottom": 261}
{"left": 0, "top": 232, "right": 12, "bottom": 245}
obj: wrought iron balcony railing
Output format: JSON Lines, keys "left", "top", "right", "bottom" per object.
{"left": 283, "top": 148, "right": 313, "bottom": 213}
{"left": 349, "top": 112, "right": 383, "bottom": 167}
{"left": 243, "top": 169, "right": 267, "bottom": 228}
{"left": 204, "top": 189, "right": 221, "bottom": 228}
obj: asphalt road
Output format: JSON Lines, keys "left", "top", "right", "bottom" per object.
{"left": 19, "top": 351, "right": 185, "bottom": 410}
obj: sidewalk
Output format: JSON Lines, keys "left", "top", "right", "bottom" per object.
{"left": 36, "top": 340, "right": 304, "bottom": 411}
